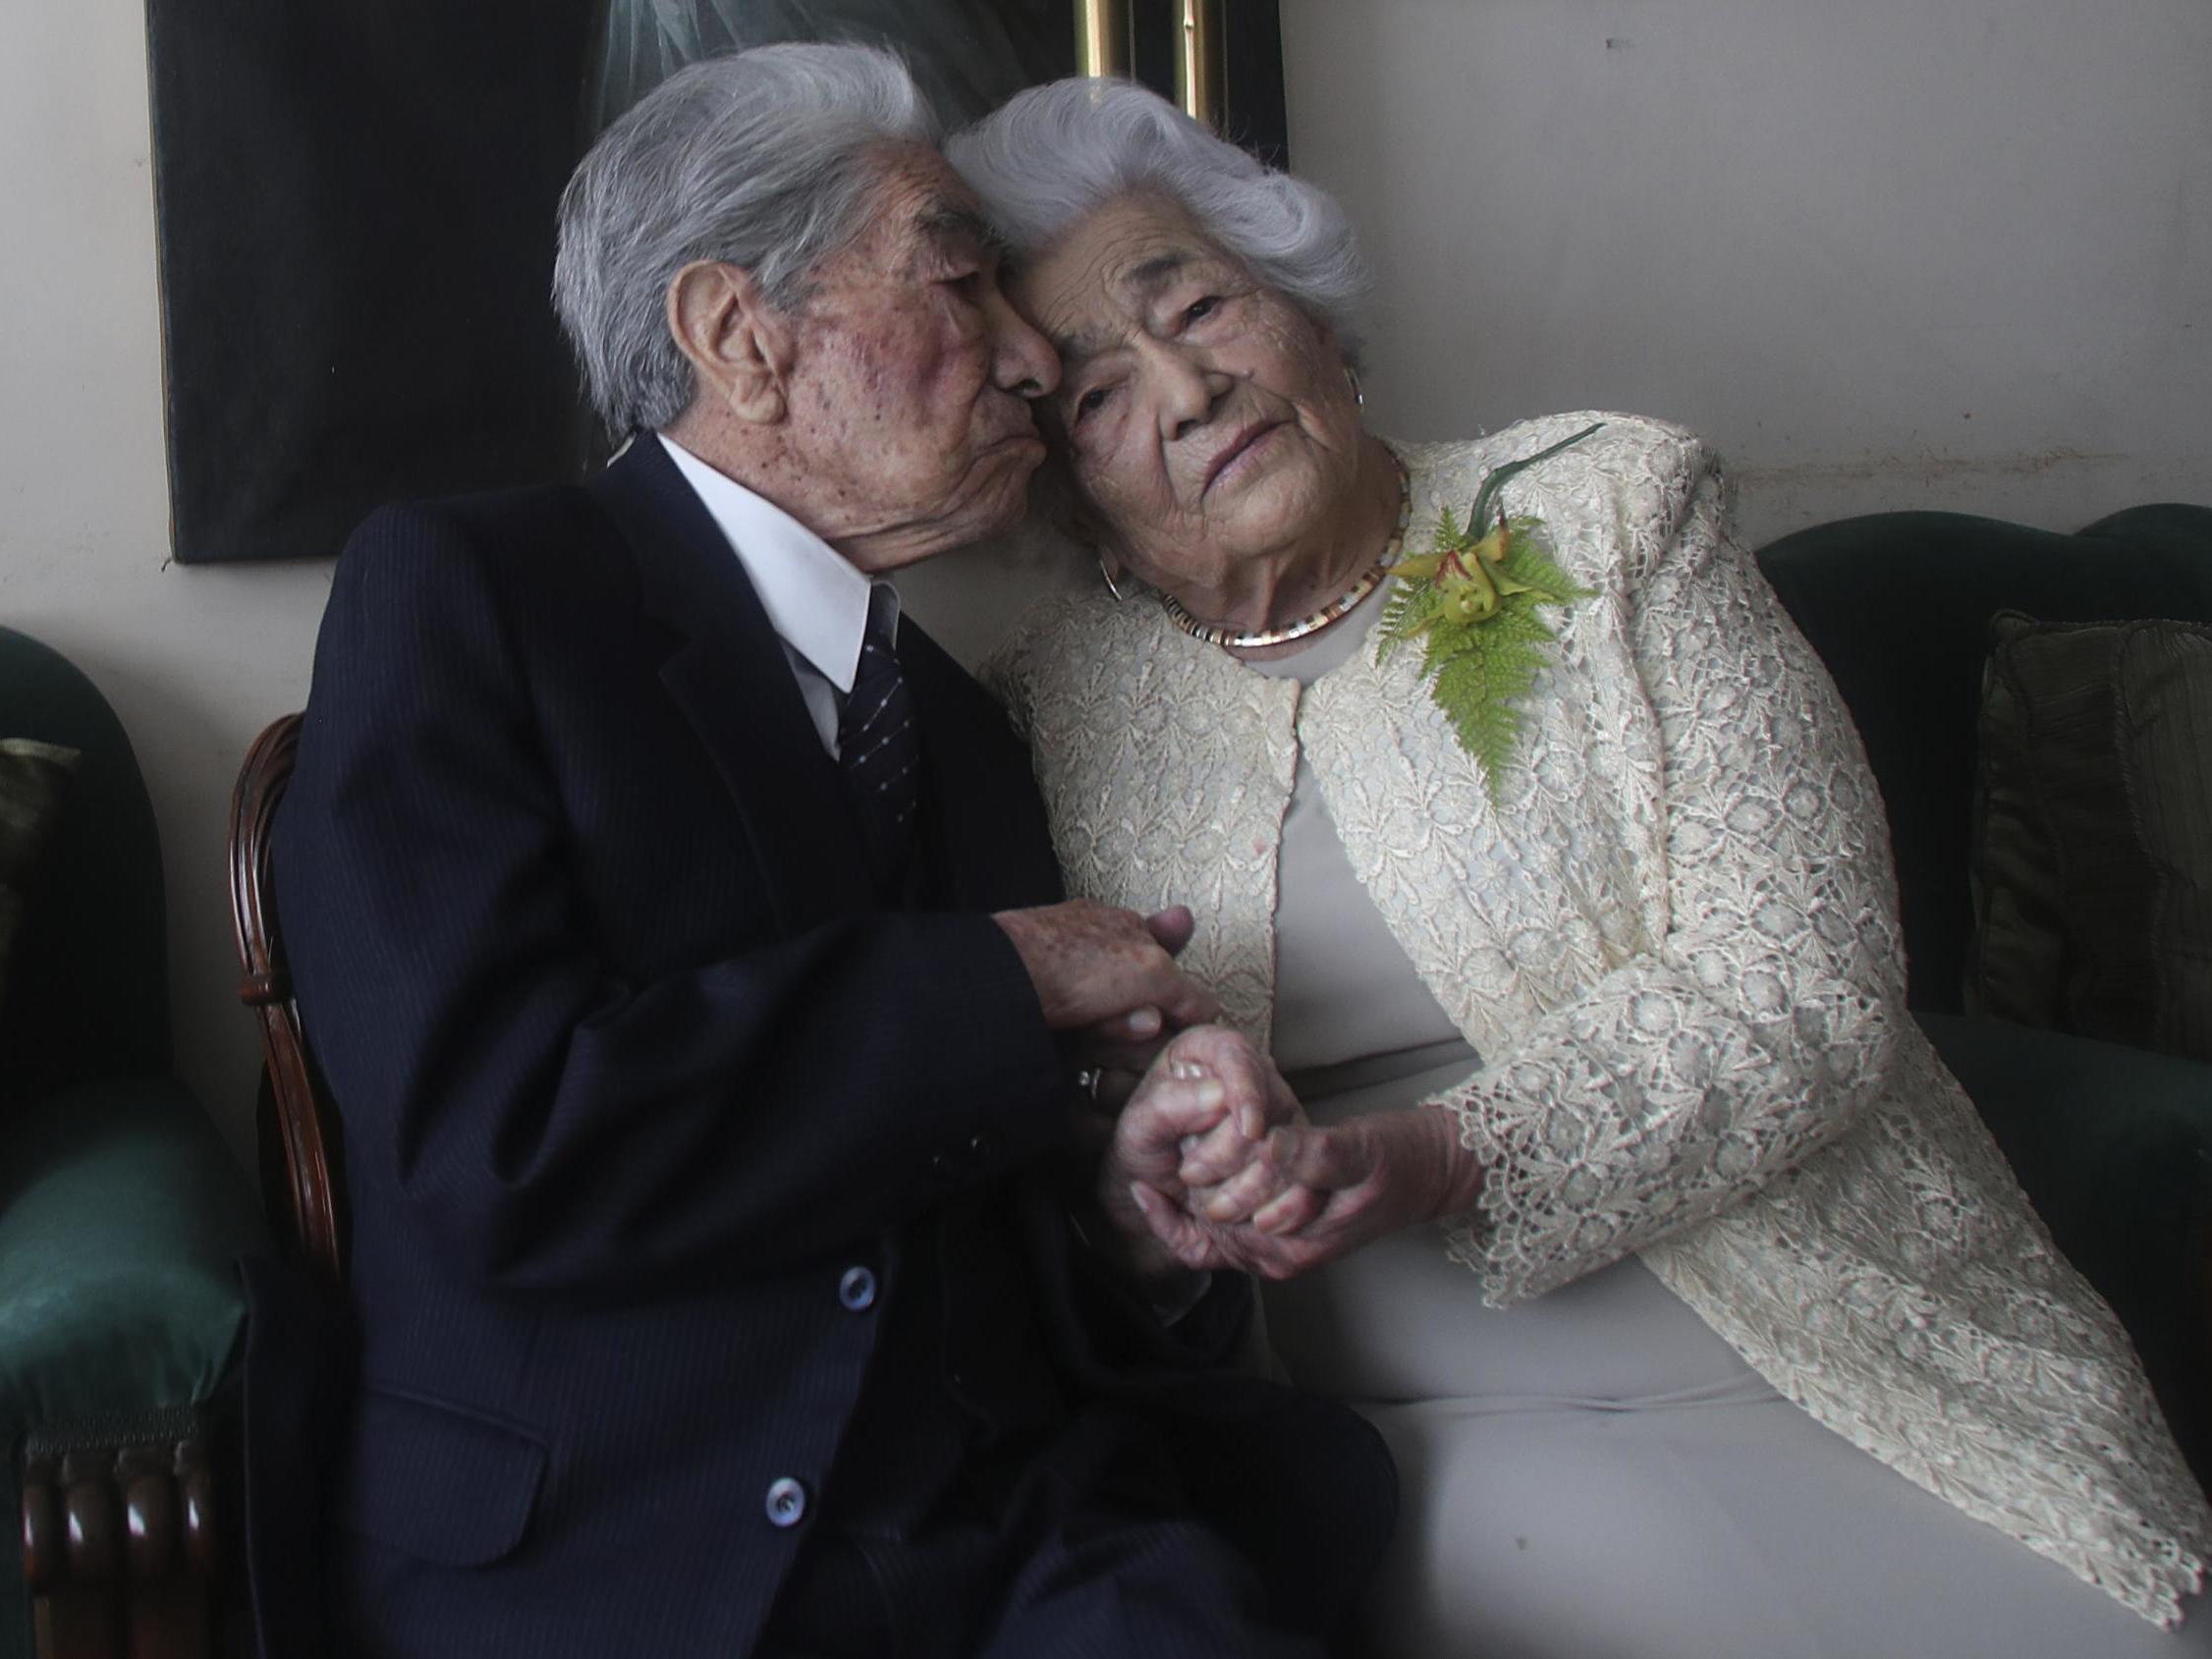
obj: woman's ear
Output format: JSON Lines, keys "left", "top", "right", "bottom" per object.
{"left": 666, "top": 261, "right": 790, "bottom": 424}
{"left": 1046, "top": 466, "right": 1102, "bottom": 552}
{"left": 1316, "top": 324, "right": 1365, "bottom": 410}
{"left": 1076, "top": 506, "right": 1138, "bottom": 595}
{"left": 1094, "top": 546, "right": 1130, "bottom": 601}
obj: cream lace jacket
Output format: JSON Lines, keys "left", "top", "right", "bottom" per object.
{"left": 988, "top": 412, "right": 2211, "bottom": 1626}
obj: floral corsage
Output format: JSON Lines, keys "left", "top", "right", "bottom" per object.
{"left": 1375, "top": 422, "right": 1604, "bottom": 798}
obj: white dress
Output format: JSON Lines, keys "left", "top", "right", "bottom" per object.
{"left": 987, "top": 413, "right": 2212, "bottom": 1643}
{"left": 1249, "top": 597, "right": 2212, "bottom": 1657}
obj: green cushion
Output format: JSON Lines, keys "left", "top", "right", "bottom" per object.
{"left": 0, "top": 1079, "right": 261, "bottom": 1423}
{"left": 0, "top": 741, "right": 77, "bottom": 1013}
{"left": 1917, "top": 1012, "right": 2212, "bottom": 1486}
{"left": 0, "top": 627, "right": 170, "bottom": 1114}
{"left": 1755, "top": 506, "right": 2212, "bottom": 1012}
{"left": 1970, "top": 614, "right": 2212, "bottom": 1060}
{"left": 0, "top": 1078, "right": 263, "bottom": 1652}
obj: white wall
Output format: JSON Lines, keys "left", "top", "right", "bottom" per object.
{"left": 0, "top": 4, "right": 1065, "bottom": 1171}
{"left": 1281, "top": 0, "right": 2212, "bottom": 544}
{"left": 0, "top": 4, "right": 1069, "bottom": 1172}
{"left": 2, "top": 6, "right": 330, "bottom": 1168}
{"left": 6, "top": 2, "right": 2206, "bottom": 1169}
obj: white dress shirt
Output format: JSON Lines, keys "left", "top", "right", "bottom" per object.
{"left": 658, "top": 434, "right": 899, "bottom": 758}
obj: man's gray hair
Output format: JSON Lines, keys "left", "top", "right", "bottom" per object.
{"left": 553, "top": 42, "right": 935, "bottom": 436}
{"left": 947, "top": 78, "right": 1368, "bottom": 363}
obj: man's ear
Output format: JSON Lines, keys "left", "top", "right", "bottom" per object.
{"left": 666, "top": 261, "right": 792, "bottom": 424}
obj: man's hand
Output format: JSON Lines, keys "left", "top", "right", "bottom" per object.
{"left": 994, "top": 901, "right": 1216, "bottom": 1054}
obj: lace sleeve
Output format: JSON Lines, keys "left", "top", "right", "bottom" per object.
{"left": 1440, "top": 470, "right": 1909, "bottom": 1302}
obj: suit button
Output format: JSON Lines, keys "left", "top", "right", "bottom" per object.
{"left": 838, "top": 1266, "right": 878, "bottom": 1311}
{"left": 931, "top": 1149, "right": 958, "bottom": 1180}
{"left": 764, "top": 1477, "right": 808, "bottom": 1529}
{"left": 966, "top": 1132, "right": 998, "bottom": 1162}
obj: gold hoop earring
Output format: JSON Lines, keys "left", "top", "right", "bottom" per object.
{"left": 1345, "top": 363, "right": 1364, "bottom": 409}
{"left": 1098, "top": 556, "right": 1128, "bottom": 603}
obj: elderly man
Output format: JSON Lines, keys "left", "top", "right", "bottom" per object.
{"left": 267, "top": 41, "right": 1391, "bottom": 1659}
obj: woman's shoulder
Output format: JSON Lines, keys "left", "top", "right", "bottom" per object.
{"left": 1006, "top": 580, "right": 1165, "bottom": 657}
{"left": 1388, "top": 413, "right": 1722, "bottom": 584}
{"left": 1390, "top": 411, "right": 1713, "bottom": 499}
{"left": 980, "top": 579, "right": 1176, "bottom": 716}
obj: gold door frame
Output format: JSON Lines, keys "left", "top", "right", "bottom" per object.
{"left": 1074, "top": 0, "right": 1225, "bottom": 129}
{"left": 1075, "top": 0, "right": 1131, "bottom": 77}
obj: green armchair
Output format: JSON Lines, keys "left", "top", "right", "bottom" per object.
{"left": 1755, "top": 505, "right": 2212, "bottom": 1485}
{"left": 0, "top": 627, "right": 263, "bottom": 1659}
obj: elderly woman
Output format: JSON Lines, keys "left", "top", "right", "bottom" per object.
{"left": 950, "top": 78, "right": 2212, "bottom": 1658}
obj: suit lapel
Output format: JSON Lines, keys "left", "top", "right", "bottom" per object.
{"left": 588, "top": 436, "right": 869, "bottom": 936}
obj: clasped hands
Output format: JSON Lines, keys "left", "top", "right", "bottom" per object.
{"left": 1096, "top": 1023, "right": 1476, "bottom": 1281}
{"left": 994, "top": 898, "right": 1476, "bottom": 1284}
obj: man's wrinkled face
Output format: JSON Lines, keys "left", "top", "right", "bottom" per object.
{"left": 778, "top": 144, "right": 1060, "bottom": 570}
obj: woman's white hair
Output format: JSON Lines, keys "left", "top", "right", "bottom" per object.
{"left": 553, "top": 42, "right": 935, "bottom": 436}
{"left": 947, "top": 78, "right": 1369, "bottom": 362}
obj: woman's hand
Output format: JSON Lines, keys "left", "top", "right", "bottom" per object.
{"left": 1091, "top": 1028, "right": 1486, "bottom": 1282}
{"left": 1135, "top": 1104, "right": 1486, "bottom": 1282}
{"left": 1090, "top": 1023, "right": 1298, "bottom": 1279}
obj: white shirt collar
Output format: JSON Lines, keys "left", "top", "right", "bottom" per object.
{"left": 657, "top": 434, "right": 897, "bottom": 694}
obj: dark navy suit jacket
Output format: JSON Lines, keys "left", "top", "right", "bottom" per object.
{"left": 261, "top": 436, "right": 1394, "bottom": 1657}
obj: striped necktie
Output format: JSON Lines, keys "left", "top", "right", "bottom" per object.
{"left": 839, "top": 585, "right": 919, "bottom": 889}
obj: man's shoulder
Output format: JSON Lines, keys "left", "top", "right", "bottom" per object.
{"left": 332, "top": 476, "right": 636, "bottom": 619}
{"left": 344, "top": 476, "right": 610, "bottom": 572}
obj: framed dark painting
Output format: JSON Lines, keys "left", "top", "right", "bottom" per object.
{"left": 142, "top": 1, "right": 1284, "bottom": 563}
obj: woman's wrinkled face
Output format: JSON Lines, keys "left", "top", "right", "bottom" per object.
{"left": 1011, "top": 193, "right": 1365, "bottom": 590}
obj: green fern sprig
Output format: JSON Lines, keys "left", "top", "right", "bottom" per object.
{"left": 1375, "top": 425, "right": 1605, "bottom": 800}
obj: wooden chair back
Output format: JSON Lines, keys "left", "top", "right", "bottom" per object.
{"left": 226, "top": 713, "right": 348, "bottom": 1291}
